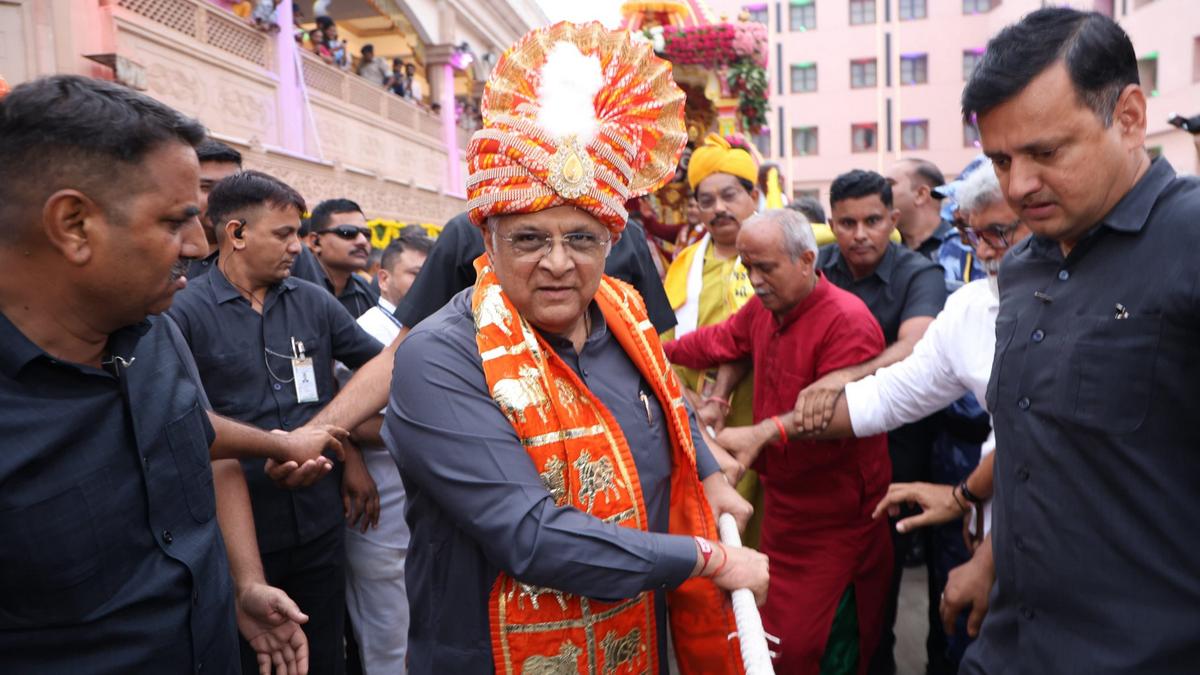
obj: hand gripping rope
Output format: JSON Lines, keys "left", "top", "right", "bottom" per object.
{"left": 718, "top": 513, "right": 776, "bottom": 674}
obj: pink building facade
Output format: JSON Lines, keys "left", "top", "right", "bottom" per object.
{"left": 707, "top": 0, "right": 1199, "bottom": 204}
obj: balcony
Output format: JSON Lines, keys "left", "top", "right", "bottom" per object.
{"left": 101, "top": 0, "right": 465, "bottom": 223}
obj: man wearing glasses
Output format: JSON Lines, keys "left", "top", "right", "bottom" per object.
{"left": 382, "top": 24, "right": 767, "bottom": 673}
{"left": 308, "top": 198, "right": 380, "bottom": 319}
{"left": 168, "top": 171, "right": 385, "bottom": 674}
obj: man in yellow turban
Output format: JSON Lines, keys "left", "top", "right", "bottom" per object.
{"left": 382, "top": 22, "right": 768, "bottom": 675}
{"left": 664, "top": 133, "right": 764, "bottom": 543}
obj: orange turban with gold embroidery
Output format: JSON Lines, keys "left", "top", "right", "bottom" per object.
{"left": 466, "top": 22, "right": 687, "bottom": 233}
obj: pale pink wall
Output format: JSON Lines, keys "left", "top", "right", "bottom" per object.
{"left": 706, "top": 0, "right": 1199, "bottom": 204}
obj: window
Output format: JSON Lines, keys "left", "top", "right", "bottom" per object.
{"left": 899, "top": 0, "right": 927, "bottom": 20}
{"left": 792, "top": 126, "right": 818, "bottom": 156}
{"left": 963, "top": 121, "right": 981, "bottom": 148}
{"left": 902, "top": 120, "right": 929, "bottom": 150}
{"left": 963, "top": 50, "right": 984, "bottom": 81}
{"left": 851, "top": 123, "right": 877, "bottom": 153}
{"left": 849, "top": 0, "right": 875, "bottom": 25}
{"left": 744, "top": 4, "right": 768, "bottom": 24}
{"left": 791, "top": 63, "right": 817, "bottom": 93}
{"left": 794, "top": 188, "right": 820, "bottom": 201}
{"left": 1138, "top": 54, "right": 1158, "bottom": 95}
{"left": 789, "top": 1, "right": 816, "bottom": 31}
{"left": 901, "top": 54, "right": 928, "bottom": 85}
{"left": 962, "top": 0, "right": 995, "bottom": 14}
{"left": 850, "top": 59, "right": 877, "bottom": 88}
{"left": 752, "top": 131, "right": 771, "bottom": 157}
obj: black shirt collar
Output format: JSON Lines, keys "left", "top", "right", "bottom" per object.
{"left": 1026, "top": 158, "right": 1176, "bottom": 260}
{"left": 0, "top": 311, "right": 150, "bottom": 379}
{"left": 208, "top": 262, "right": 296, "bottom": 305}
{"left": 1100, "top": 157, "right": 1175, "bottom": 234}
{"left": 823, "top": 241, "right": 898, "bottom": 285}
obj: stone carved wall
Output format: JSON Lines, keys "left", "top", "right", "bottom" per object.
{"left": 242, "top": 146, "right": 464, "bottom": 224}
{"left": 109, "top": 0, "right": 462, "bottom": 224}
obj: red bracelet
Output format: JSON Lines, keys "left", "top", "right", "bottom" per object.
{"left": 711, "top": 542, "right": 730, "bottom": 578}
{"left": 704, "top": 396, "right": 731, "bottom": 410}
{"left": 770, "top": 415, "right": 788, "bottom": 442}
{"left": 695, "top": 536, "right": 714, "bottom": 575}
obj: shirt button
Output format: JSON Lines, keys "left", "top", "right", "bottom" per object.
{"left": 1017, "top": 466, "right": 1030, "bottom": 481}
{"left": 142, "top": 455, "right": 150, "bottom": 468}
{"left": 162, "top": 530, "right": 174, "bottom": 545}
{"left": 193, "top": 590, "right": 200, "bottom": 605}
{"left": 273, "top": 383, "right": 283, "bottom": 391}
{"left": 1017, "top": 397, "right": 1031, "bottom": 410}
{"left": 1058, "top": 269, "right": 1070, "bottom": 281}
{"left": 1015, "top": 536, "right": 1026, "bottom": 551}
{"left": 1020, "top": 606, "right": 1035, "bottom": 620}
{"left": 1031, "top": 329, "right": 1045, "bottom": 343}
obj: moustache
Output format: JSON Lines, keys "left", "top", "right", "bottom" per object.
{"left": 169, "top": 259, "right": 189, "bottom": 281}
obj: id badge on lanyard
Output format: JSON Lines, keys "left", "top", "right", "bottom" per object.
{"left": 291, "top": 338, "right": 319, "bottom": 403}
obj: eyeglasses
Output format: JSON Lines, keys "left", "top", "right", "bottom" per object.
{"left": 497, "top": 230, "right": 611, "bottom": 261}
{"left": 317, "top": 225, "right": 371, "bottom": 240}
{"left": 956, "top": 219, "right": 1021, "bottom": 251}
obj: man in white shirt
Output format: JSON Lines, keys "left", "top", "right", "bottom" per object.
{"left": 343, "top": 230, "right": 431, "bottom": 674}
{"left": 719, "top": 157, "right": 1028, "bottom": 645}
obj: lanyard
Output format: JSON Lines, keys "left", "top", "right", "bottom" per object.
{"left": 379, "top": 302, "right": 403, "bottom": 328}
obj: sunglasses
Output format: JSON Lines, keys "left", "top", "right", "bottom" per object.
{"left": 317, "top": 225, "right": 371, "bottom": 240}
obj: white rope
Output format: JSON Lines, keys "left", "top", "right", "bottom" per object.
{"left": 718, "top": 513, "right": 775, "bottom": 675}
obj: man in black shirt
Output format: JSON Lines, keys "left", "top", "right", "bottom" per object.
{"left": 0, "top": 75, "right": 322, "bottom": 674}
{"left": 188, "top": 139, "right": 328, "bottom": 286}
{"left": 308, "top": 198, "right": 380, "bottom": 318}
{"left": 960, "top": 8, "right": 1200, "bottom": 673}
{"left": 807, "top": 169, "right": 947, "bottom": 675}
{"left": 170, "top": 171, "right": 384, "bottom": 674}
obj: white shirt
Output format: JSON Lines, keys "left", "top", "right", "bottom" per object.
{"left": 844, "top": 279, "right": 998, "bottom": 531}
{"left": 348, "top": 297, "right": 409, "bottom": 548}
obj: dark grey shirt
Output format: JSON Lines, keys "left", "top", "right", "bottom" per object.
{"left": 0, "top": 313, "right": 237, "bottom": 672}
{"left": 818, "top": 241, "right": 947, "bottom": 344}
{"left": 169, "top": 267, "right": 383, "bottom": 552}
{"left": 964, "top": 159, "right": 1200, "bottom": 674}
{"left": 384, "top": 288, "right": 718, "bottom": 674}
{"left": 321, "top": 268, "right": 380, "bottom": 319}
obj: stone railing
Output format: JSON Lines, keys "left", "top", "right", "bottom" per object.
{"left": 299, "top": 51, "right": 443, "bottom": 143}
{"left": 117, "top": 0, "right": 272, "bottom": 70}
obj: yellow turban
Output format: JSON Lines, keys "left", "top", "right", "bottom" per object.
{"left": 687, "top": 133, "right": 758, "bottom": 191}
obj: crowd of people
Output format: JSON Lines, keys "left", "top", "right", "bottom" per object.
{"left": 2, "top": 6, "right": 1199, "bottom": 675}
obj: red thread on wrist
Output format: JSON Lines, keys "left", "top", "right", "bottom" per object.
{"left": 770, "top": 415, "right": 788, "bottom": 443}
{"left": 711, "top": 542, "right": 730, "bottom": 578}
{"left": 695, "top": 536, "right": 714, "bottom": 575}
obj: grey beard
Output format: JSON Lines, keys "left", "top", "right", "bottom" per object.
{"left": 983, "top": 259, "right": 1002, "bottom": 299}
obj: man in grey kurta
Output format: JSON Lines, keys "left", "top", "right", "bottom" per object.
{"left": 384, "top": 290, "right": 728, "bottom": 673}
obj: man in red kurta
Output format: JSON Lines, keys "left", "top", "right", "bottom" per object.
{"left": 664, "top": 209, "right": 892, "bottom": 675}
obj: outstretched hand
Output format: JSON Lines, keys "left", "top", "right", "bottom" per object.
{"left": 236, "top": 583, "right": 310, "bottom": 675}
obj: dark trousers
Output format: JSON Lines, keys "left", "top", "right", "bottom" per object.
{"left": 868, "top": 420, "right": 938, "bottom": 675}
{"left": 240, "top": 525, "right": 347, "bottom": 675}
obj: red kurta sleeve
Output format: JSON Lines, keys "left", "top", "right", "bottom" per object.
{"left": 663, "top": 300, "right": 759, "bottom": 370}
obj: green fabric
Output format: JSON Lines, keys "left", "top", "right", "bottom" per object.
{"left": 819, "top": 585, "right": 860, "bottom": 675}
